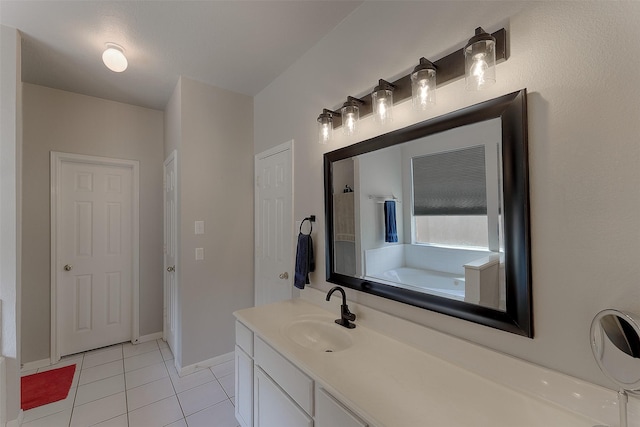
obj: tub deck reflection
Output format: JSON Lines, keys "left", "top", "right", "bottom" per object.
{"left": 367, "top": 267, "right": 466, "bottom": 300}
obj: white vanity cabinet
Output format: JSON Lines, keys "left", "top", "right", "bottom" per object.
{"left": 235, "top": 320, "right": 368, "bottom": 427}
{"left": 253, "top": 336, "right": 313, "bottom": 426}
{"left": 235, "top": 322, "right": 254, "bottom": 427}
{"left": 235, "top": 300, "right": 610, "bottom": 427}
{"left": 315, "top": 386, "right": 368, "bottom": 427}
{"left": 254, "top": 366, "right": 313, "bottom": 427}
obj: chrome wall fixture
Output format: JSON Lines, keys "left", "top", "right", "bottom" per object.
{"left": 317, "top": 27, "right": 507, "bottom": 144}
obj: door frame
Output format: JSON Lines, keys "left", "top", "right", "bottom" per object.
{"left": 50, "top": 151, "right": 140, "bottom": 362}
{"left": 162, "top": 150, "right": 178, "bottom": 353}
{"left": 254, "top": 140, "right": 294, "bottom": 306}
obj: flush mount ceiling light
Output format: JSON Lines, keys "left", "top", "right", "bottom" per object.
{"left": 317, "top": 27, "right": 507, "bottom": 143}
{"left": 102, "top": 43, "right": 128, "bottom": 73}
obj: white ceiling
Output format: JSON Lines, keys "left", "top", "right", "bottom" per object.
{"left": 0, "top": 0, "right": 362, "bottom": 110}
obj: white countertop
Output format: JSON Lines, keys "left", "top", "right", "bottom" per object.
{"left": 235, "top": 299, "right": 598, "bottom": 427}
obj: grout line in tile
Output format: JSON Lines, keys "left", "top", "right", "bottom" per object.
{"left": 77, "top": 371, "right": 124, "bottom": 388}
{"left": 122, "top": 357, "right": 130, "bottom": 427}
{"left": 173, "top": 381, "right": 188, "bottom": 422}
{"left": 216, "top": 377, "right": 232, "bottom": 400}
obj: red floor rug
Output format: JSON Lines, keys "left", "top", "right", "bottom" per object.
{"left": 21, "top": 364, "right": 76, "bottom": 410}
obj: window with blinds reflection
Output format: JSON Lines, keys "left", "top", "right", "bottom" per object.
{"left": 412, "top": 145, "right": 501, "bottom": 249}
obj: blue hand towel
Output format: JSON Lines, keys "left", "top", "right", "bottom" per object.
{"left": 384, "top": 200, "right": 398, "bottom": 243}
{"left": 294, "top": 233, "right": 315, "bottom": 289}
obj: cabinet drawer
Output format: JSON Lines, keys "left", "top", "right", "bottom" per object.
{"left": 254, "top": 337, "right": 313, "bottom": 415}
{"left": 236, "top": 321, "right": 253, "bottom": 356}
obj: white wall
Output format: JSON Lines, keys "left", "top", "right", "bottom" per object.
{"left": 21, "top": 84, "right": 165, "bottom": 363}
{"left": 254, "top": 1, "right": 640, "bottom": 388}
{"left": 0, "top": 24, "right": 22, "bottom": 425}
{"left": 168, "top": 77, "right": 254, "bottom": 368}
{"left": 357, "top": 147, "right": 403, "bottom": 251}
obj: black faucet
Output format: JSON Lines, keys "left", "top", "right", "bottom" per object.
{"left": 326, "top": 286, "right": 356, "bottom": 329}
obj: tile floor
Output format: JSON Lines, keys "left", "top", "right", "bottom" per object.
{"left": 20, "top": 340, "right": 239, "bottom": 427}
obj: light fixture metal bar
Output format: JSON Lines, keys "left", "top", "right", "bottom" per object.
{"left": 330, "top": 28, "right": 507, "bottom": 130}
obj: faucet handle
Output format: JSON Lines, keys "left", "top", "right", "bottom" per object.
{"left": 343, "top": 305, "right": 356, "bottom": 321}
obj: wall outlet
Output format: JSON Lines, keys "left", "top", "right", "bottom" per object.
{"left": 195, "top": 247, "right": 204, "bottom": 260}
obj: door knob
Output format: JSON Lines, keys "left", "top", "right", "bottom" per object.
{"left": 167, "top": 266, "right": 175, "bottom": 272}
{"left": 279, "top": 272, "right": 289, "bottom": 279}
{"left": 63, "top": 264, "right": 72, "bottom": 271}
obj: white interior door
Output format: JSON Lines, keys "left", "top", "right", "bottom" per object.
{"left": 255, "top": 141, "right": 293, "bottom": 306}
{"left": 52, "top": 153, "right": 139, "bottom": 359}
{"left": 163, "top": 151, "right": 178, "bottom": 359}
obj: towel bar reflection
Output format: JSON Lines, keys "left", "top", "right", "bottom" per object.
{"left": 369, "top": 195, "right": 401, "bottom": 204}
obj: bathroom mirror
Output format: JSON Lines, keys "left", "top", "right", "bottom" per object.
{"left": 324, "top": 90, "right": 532, "bottom": 336}
{"left": 591, "top": 309, "right": 640, "bottom": 390}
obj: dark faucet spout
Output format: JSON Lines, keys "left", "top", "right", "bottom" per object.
{"left": 326, "top": 286, "right": 346, "bottom": 304}
{"left": 326, "top": 286, "right": 356, "bottom": 329}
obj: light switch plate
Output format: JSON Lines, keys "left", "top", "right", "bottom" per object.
{"left": 195, "top": 221, "right": 205, "bottom": 235}
{"left": 195, "top": 247, "right": 204, "bottom": 260}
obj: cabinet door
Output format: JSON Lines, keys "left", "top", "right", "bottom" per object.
{"left": 235, "top": 346, "right": 253, "bottom": 427}
{"left": 254, "top": 367, "right": 313, "bottom": 427}
{"left": 315, "top": 387, "right": 367, "bottom": 427}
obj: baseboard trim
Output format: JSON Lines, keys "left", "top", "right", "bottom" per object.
{"left": 21, "top": 358, "right": 51, "bottom": 372}
{"left": 178, "top": 351, "right": 234, "bottom": 377}
{"left": 7, "top": 409, "right": 23, "bottom": 427}
{"left": 137, "top": 332, "right": 163, "bottom": 344}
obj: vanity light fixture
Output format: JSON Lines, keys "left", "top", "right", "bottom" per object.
{"left": 317, "top": 27, "right": 507, "bottom": 137}
{"left": 102, "top": 43, "right": 128, "bottom": 73}
{"left": 464, "top": 27, "right": 496, "bottom": 90}
{"left": 411, "top": 58, "right": 437, "bottom": 110}
{"left": 341, "top": 96, "right": 364, "bottom": 136}
{"left": 371, "top": 79, "right": 395, "bottom": 125}
{"left": 317, "top": 109, "right": 340, "bottom": 145}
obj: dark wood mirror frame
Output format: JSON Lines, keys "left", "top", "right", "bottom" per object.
{"left": 323, "top": 89, "right": 532, "bottom": 337}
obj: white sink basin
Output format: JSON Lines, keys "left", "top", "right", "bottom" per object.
{"left": 284, "top": 317, "right": 353, "bottom": 353}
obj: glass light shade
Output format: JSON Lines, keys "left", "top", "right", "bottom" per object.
{"left": 372, "top": 88, "right": 393, "bottom": 125}
{"left": 341, "top": 103, "right": 359, "bottom": 136}
{"left": 317, "top": 113, "right": 333, "bottom": 145}
{"left": 411, "top": 63, "right": 436, "bottom": 110}
{"left": 102, "top": 43, "right": 128, "bottom": 73}
{"left": 464, "top": 28, "right": 496, "bottom": 91}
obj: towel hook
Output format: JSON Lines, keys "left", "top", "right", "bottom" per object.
{"left": 300, "top": 215, "right": 315, "bottom": 235}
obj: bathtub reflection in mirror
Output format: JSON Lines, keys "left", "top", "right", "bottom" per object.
{"left": 324, "top": 90, "right": 532, "bottom": 337}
